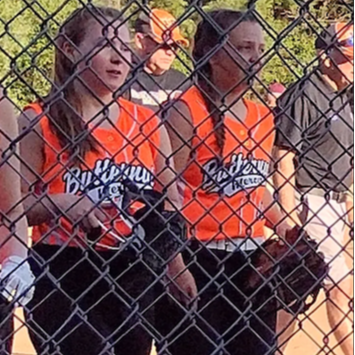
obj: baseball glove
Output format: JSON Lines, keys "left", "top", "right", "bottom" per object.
{"left": 133, "top": 203, "right": 186, "bottom": 266}
{"left": 88, "top": 179, "right": 186, "bottom": 269}
{"left": 244, "top": 226, "right": 328, "bottom": 314}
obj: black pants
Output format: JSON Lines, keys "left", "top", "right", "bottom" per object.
{"left": 154, "top": 242, "right": 277, "bottom": 355}
{"left": 0, "top": 300, "right": 13, "bottom": 355}
{"left": 26, "top": 244, "right": 157, "bottom": 355}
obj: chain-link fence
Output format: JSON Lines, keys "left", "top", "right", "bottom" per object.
{"left": 0, "top": 1, "right": 353, "bottom": 355}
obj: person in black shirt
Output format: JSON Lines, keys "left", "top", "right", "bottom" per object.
{"left": 127, "top": 8, "right": 191, "bottom": 112}
{"left": 274, "top": 23, "right": 353, "bottom": 355}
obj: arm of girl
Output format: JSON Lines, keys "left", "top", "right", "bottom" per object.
{"left": 151, "top": 107, "right": 197, "bottom": 309}
{"left": 262, "top": 184, "right": 293, "bottom": 238}
{"left": 163, "top": 100, "right": 194, "bottom": 177}
{"left": 18, "top": 109, "right": 103, "bottom": 231}
{"left": 152, "top": 124, "right": 182, "bottom": 210}
{"left": 0, "top": 90, "right": 34, "bottom": 306}
{"left": 0, "top": 91, "right": 28, "bottom": 261}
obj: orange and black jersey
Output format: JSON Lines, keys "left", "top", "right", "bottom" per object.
{"left": 177, "top": 86, "right": 275, "bottom": 242}
{"left": 26, "top": 99, "right": 161, "bottom": 248}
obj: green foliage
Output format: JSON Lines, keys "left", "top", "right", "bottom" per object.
{"left": 0, "top": 0, "right": 84, "bottom": 107}
{"left": 254, "top": 0, "right": 352, "bottom": 86}
{"left": 0, "top": 0, "right": 352, "bottom": 107}
{"left": 202, "top": 0, "right": 247, "bottom": 11}
{"left": 198, "top": 0, "right": 351, "bottom": 86}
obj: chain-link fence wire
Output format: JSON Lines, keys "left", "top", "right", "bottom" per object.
{"left": 0, "top": 0, "right": 353, "bottom": 354}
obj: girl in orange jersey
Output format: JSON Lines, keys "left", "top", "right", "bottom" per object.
{"left": 17, "top": 6, "right": 196, "bottom": 355}
{"left": 156, "top": 10, "right": 293, "bottom": 355}
{"left": 0, "top": 88, "right": 34, "bottom": 354}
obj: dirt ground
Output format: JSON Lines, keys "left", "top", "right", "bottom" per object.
{"left": 11, "top": 288, "right": 353, "bottom": 355}
{"left": 11, "top": 283, "right": 353, "bottom": 354}
{"left": 11, "top": 238, "right": 353, "bottom": 355}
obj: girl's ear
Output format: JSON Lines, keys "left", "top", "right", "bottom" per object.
{"left": 62, "top": 39, "right": 80, "bottom": 63}
{"left": 209, "top": 52, "right": 219, "bottom": 66}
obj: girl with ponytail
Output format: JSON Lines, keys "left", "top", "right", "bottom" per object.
{"left": 156, "top": 9, "right": 293, "bottom": 355}
{"left": 18, "top": 5, "right": 196, "bottom": 354}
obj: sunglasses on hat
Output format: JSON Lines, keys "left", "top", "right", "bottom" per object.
{"left": 145, "top": 35, "right": 180, "bottom": 51}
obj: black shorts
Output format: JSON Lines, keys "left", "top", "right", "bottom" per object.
{"left": 25, "top": 244, "right": 157, "bottom": 355}
{"left": 154, "top": 241, "right": 277, "bottom": 355}
{"left": 0, "top": 299, "right": 13, "bottom": 355}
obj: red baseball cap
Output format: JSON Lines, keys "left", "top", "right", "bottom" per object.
{"left": 315, "top": 22, "right": 354, "bottom": 59}
{"left": 135, "top": 9, "right": 189, "bottom": 47}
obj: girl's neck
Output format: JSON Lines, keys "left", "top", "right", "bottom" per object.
{"left": 82, "top": 93, "right": 120, "bottom": 128}
{"left": 210, "top": 71, "right": 249, "bottom": 121}
{"left": 208, "top": 75, "right": 248, "bottom": 122}
{"left": 221, "top": 91, "right": 248, "bottom": 122}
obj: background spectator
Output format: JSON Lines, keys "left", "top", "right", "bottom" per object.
{"left": 126, "top": 8, "right": 191, "bottom": 112}
{"left": 274, "top": 22, "right": 354, "bottom": 355}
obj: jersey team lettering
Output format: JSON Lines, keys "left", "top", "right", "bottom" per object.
{"left": 201, "top": 153, "right": 269, "bottom": 196}
{"left": 63, "top": 158, "right": 154, "bottom": 202}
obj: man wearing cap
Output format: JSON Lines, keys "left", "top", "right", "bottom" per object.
{"left": 274, "top": 23, "right": 353, "bottom": 354}
{"left": 127, "top": 8, "right": 191, "bottom": 113}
